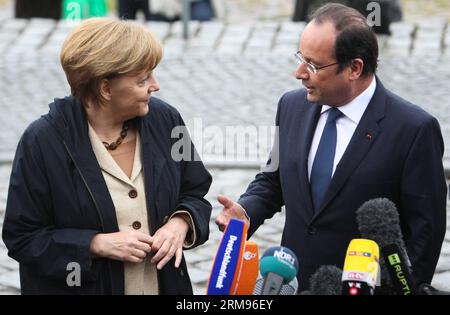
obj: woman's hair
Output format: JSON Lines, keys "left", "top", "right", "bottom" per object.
{"left": 309, "top": 3, "right": 378, "bottom": 76}
{"left": 60, "top": 18, "right": 163, "bottom": 106}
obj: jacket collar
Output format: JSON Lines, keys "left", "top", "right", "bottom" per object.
{"left": 44, "top": 97, "right": 151, "bottom": 227}
{"left": 43, "top": 96, "right": 167, "bottom": 233}
{"left": 88, "top": 122, "right": 143, "bottom": 185}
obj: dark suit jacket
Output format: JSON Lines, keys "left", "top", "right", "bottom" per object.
{"left": 2, "top": 96, "right": 212, "bottom": 294}
{"left": 238, "top": 78, "right": 447, "bottom": 292}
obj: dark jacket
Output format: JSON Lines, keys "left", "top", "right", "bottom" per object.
{"left": 239, "top": 79, "right": 447, "bottom": 292}
{"left": 2, "top": 96, "right": 212, "bottom": 294}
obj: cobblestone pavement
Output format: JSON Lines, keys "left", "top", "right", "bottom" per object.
{"left": 0, "top": 18, "right": 449, "bottom": 166}
{"left": 0, "top": 10, "right": 449, "bottom": 294}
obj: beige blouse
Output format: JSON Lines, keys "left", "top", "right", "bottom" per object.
{"left": 88, "top": 124, "right": 196, "bottom": 295}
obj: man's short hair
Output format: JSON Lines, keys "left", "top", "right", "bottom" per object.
{"left": 60, "top": 18, "right": 163, "bottom": 106}
{"left": 309, "top": 3, "right": 378, "bottom": 76}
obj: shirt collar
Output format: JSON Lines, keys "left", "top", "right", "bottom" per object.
{"left": 321, "top": 76, "right": 376, "bottom": 124}
{"left": 88, "top": 122, "right": 142, "bottom": 185}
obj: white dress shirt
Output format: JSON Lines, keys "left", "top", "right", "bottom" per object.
{"left": 308, "top": 77, "right": 376, "bottom": 180}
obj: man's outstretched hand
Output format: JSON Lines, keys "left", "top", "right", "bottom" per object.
{"left": 215, "top": 194, "right": 249, "bottom": 232}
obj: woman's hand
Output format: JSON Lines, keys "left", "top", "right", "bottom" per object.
{"left": 90, "top": 231, "right": 153, "bottom": 263}
{"left": 150, "top": 216, "right": 189, "bottom": 270}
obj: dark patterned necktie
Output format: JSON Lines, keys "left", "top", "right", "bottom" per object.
{"left": 310, "top": 107, "right": 343, "bottom": 211}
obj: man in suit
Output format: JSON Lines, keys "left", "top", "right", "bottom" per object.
{"left": 215, "top": 3, "right": 447, "bottom": 293}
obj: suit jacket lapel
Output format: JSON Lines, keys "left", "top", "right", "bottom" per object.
{"left": 297, "top": 102, "right": 322, "bottom": 220}
{"left": 312, "top": 78, "right": 387, "bottom": 220}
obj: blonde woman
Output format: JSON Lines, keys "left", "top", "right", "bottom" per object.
{"left": 2, "top": 18, "right": 212, "bottom": 295}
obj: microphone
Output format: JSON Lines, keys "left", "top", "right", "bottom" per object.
{"left": 299, "top": 265, "right": 343, "bottom": 295}
{"left": 258, "top": 246, "right": 299, "bottom": 295}
{"left": 207, "top": 218, "right": 248, "bottom": 295}
{"left": 235, "top": 241, "right": 259, "bottom": 295}
{"left": 341, "top": 239, "right": 380, "bottom": 295}
{"left": 253, "top": 274, "right": 298, "bottom": 295}
{"left": 356, "top": 198, "right": 417, "bottom": 295}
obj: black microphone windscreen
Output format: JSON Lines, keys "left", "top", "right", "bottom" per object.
{"left": 309, "top": 265, "right": 342, "bottom": 295}
{"left": 356, "top": 198, "right": 406, "bottom": 250}
{"left": 356, "top": 198, "right": 413, "bottom": 290}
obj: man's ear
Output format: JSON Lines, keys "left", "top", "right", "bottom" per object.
{"left": 349, "top": 58, "right": 364, "bottom": 80}
{"left": 99, "top": 79, "right": 112, "bottom": 101}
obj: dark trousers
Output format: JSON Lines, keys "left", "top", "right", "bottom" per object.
{"left": 118, "top": 0, "right": 179, "bottom": 21}
{"left": 348, "top": 0, "right": 393, "bottom": 35}
{"left": 118, "top": 0, "right": 151, "bottom": 20}
{"left": 191, "top": 0, "right": 215, "bottom": 21}
{"left": 15, "top": 0, "right": 62, "bottom": 19}
{"left": 293, "top": 0, "right": 395, "bottom": 35}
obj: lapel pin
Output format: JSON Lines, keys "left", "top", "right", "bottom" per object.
{"left": 366, "top": 133, "right": 372, "bottom": 140}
